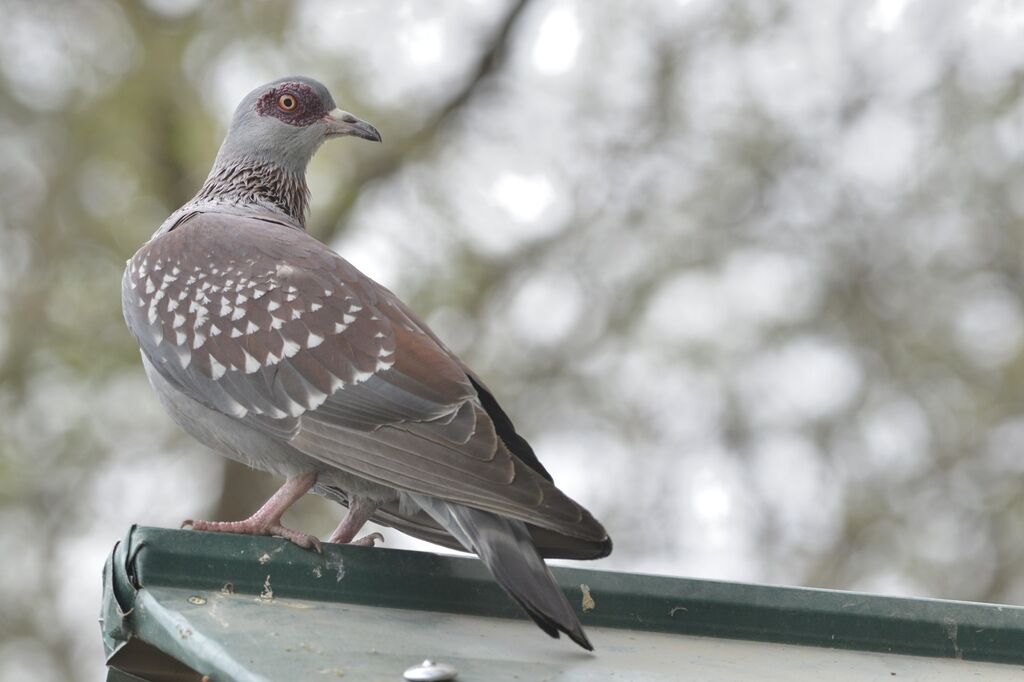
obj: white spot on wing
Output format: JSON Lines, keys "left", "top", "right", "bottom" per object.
{"left": 307, "top": 332, "right": 324, "bottom": 348}
{"left": 208, "top": 355, "right": 226, "bottom": 380}
{"left": 243, "top": 350, "right": 260, "bottom": 373}
{"left": 222, "top": 393, "right": 248, "bottom": 418}
{"left": 281, "top": 338, "right": 300, "bottom": 357}
{"left": 305, "top": 384, "right": 329, "bottom": 409}
{"left": 284, "top": 397, "right": 305, "bottom": 417}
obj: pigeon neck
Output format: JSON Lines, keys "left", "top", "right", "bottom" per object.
{"left": 194, "top": 156, "right": 310, "bottom": 227}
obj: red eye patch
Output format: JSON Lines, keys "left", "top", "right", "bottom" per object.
{"left": 256, "top": 83, "right": 324, "bottom": 127}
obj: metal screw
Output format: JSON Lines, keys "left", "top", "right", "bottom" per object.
{"left": 403, "top": 659, "right": 458, "bottom": 681}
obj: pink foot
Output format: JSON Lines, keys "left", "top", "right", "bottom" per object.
{"left": 327, "top": 496, "right": 381, "bottom": 545}
{"left": 183, "top": 517, "right": 322, "bottom": 553}
{"left": 181, "top": 473, "right": 321, "bottom": 551}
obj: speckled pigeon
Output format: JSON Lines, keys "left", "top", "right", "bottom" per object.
{"left": 121, "top": 77, "right": 611, "bottom": 650}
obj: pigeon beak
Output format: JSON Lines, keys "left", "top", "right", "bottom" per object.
{"left": 323, "top": 108, "right": 382, "bottom": 142}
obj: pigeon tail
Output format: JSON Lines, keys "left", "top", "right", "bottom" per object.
{"left": 411, "top": 493, "right": 593, "bottom": 651}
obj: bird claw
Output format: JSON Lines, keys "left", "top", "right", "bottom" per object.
{"left": 269, "top": 525, "right": 322, "bottom": 553}
{"left": 351, "top": 532, "right": 384, "bottom": 547}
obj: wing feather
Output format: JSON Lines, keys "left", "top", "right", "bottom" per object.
{"left": 123, "top": 211, "right": 608, "bottom": 543}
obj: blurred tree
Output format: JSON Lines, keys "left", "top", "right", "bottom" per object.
{"left": 4, "top": 1, "right": 1024, "bottom": 679}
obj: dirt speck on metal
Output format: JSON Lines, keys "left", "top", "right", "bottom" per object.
{"left": 581, "top": 583, "right": 596, "bottom": 612}
{"left": 325, "top": 555, "right": 345, "bottom": 582}
{"left": 259, "top": 574, "right": 274, "bottom": 601}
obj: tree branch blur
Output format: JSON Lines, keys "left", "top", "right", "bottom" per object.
{"left": 309, "top": 0, "right": 532, "bottom": 242}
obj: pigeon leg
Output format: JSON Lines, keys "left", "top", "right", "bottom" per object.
{"left": 328, "top": 496, "right": 383, "bottom": 546}
{"left": 184, "top": 472, "right": 322, "bottom": 551}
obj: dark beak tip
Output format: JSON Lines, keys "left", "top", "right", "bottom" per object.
{"left": 324, "top": 112, "right": 382, "bottom": 143}
{"left": 364, "top": 126, "right": 383, "bottom": 143}
{"left": 348, "top": 122, "right": 382, "bottom": 143}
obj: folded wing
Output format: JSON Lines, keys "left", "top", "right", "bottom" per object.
{"left": 123, "top": 212, "right": 609, "bottom": 546}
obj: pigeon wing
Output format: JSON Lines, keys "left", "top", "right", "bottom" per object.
{"left": 122, "top": 212, "right": 608, "bottom": 544}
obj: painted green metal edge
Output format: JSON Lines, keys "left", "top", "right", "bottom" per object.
{"left": 101, "top": 525, "right": 1024, "bottom": 667}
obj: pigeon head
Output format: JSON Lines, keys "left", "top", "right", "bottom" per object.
{"left": 213, "top": 76, "right": 381, "bottom": 174}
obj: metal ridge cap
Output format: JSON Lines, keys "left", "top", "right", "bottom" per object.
{"left": 110, "top": 526, "right": 1024, "bottom": 665}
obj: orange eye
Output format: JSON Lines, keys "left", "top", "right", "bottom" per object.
{"left": 277, "top": 94, "right": 297, "bottom": 112}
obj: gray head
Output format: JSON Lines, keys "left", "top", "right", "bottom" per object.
{"left": 213, "top": 76, "right": 381, "bottom": 173}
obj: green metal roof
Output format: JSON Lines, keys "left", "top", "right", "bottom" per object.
{"left": 101, "top": 526, "right": 1024, "bottom": 681}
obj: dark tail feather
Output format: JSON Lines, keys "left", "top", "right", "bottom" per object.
{"left": 411, "top": 494, "right": 593, "bottom": 651}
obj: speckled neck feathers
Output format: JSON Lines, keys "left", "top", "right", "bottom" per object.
{"left": 193, "top": 157, "right": 310, "bottom": 227}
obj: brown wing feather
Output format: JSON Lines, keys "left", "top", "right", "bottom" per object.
{"left": 124, "top": 211, "right": 608, "bottom": 544}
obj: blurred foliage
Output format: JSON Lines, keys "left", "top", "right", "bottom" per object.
{"left": 4, "top": 0, "right": 1024, "bottom": 679}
